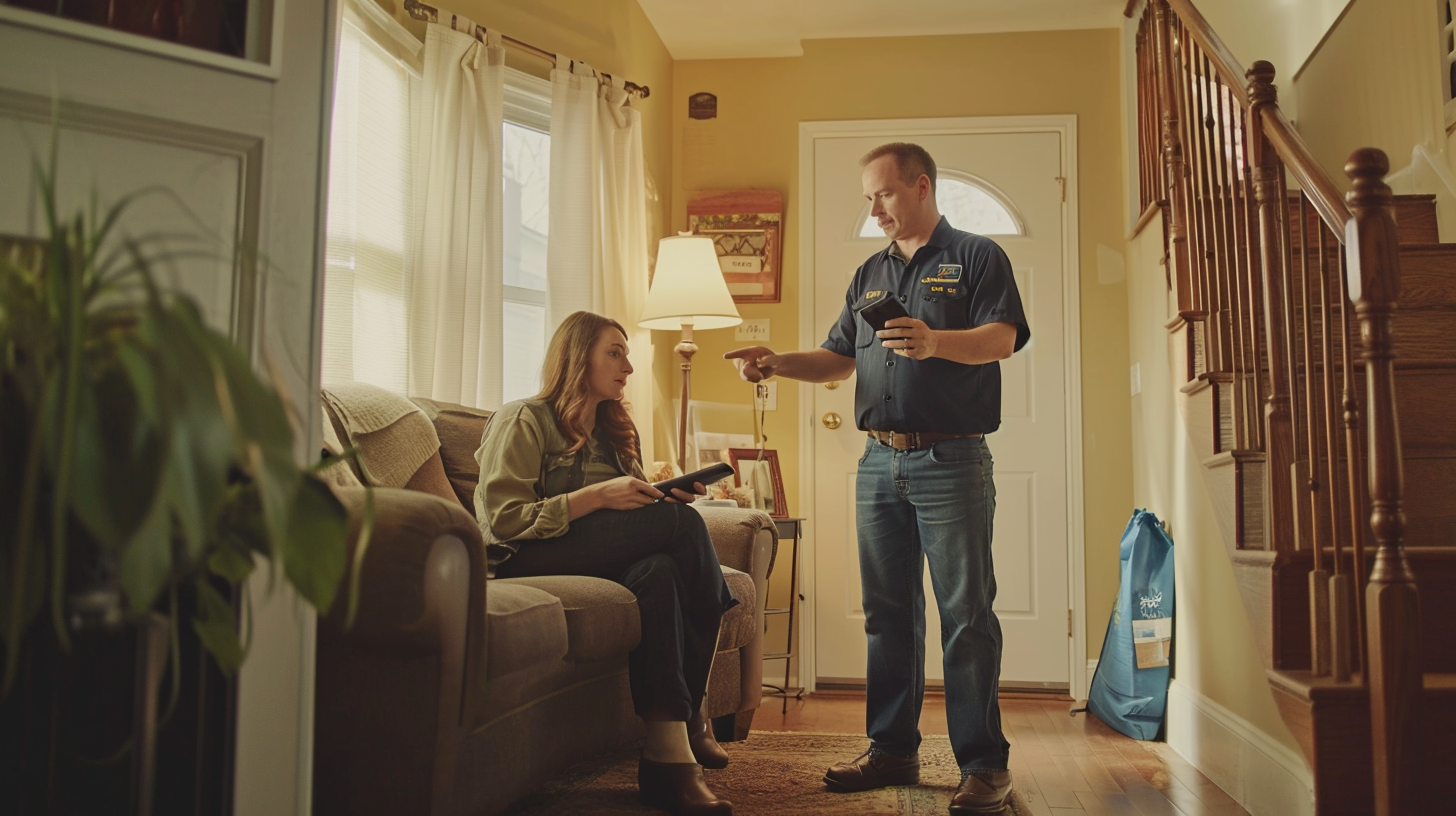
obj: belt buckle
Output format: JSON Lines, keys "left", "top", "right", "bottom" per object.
{"left": 893, "top": 431, "right": 916, "bottom": 450}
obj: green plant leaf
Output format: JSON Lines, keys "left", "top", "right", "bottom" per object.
{"left": 138, "top": 306, "right": 233, "bottom": 560}
{"left": 67, "top": 354, "right": 167, "bottom": 548}
{"left": 280, "top": 476, "right": 347, "bottom": 612}
{"left": 189, "top": 307, "right": 299, "bottom": 557}
{"left": 119, "top": 491, "right": 173, "bottom": 615}
{"left": 216, "top": 486, "right": 269, "bottom": 558}
{"left": 191, "top": 580, "right": 244, "bottom": 675}
{"left": 207, "top": 537, "right": 255, "bottom": 585}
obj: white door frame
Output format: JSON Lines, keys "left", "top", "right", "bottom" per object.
{"left": 795, "top": 115, "right": 1088, "bottom": 699}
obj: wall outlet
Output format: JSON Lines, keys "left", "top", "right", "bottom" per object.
{"left": 755, "top": 380, "right": 778, "bottom": 411}
{"left": 1130, "top": 362, "right": 1141, "bottom": 397}
{"left": 735, "top": 318, "right": 771, "bottom": 343}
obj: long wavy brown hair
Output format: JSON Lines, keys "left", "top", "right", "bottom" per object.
{"left": 534, "top": 311, "right": 642, "bottom": 469}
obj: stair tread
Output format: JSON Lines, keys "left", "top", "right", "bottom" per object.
{"left": 1270, "top": 669, "right": 1456, "bottom": 697}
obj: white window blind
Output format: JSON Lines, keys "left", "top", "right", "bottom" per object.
{"left": 501, "top": 76, "right": 552, "bottom": 403}
{"left": 321, "top": 10, "right": 419, "bottom": 393}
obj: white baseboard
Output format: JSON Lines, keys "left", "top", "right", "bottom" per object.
{"left": 1165, "top": 679, "right": 1313, "bottom": 816}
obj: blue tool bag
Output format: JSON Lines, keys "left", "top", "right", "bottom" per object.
{"left": 1086, "top": 509, "right": 1176, "bottom": 740}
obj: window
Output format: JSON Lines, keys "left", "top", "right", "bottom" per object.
{"left": 501, "top": 77, "right": 552, "bottom": 403}
{"left": 322, "top": 4, "right": 554, "bottom": 403}
{"left": 321, "top": 11, "right": 417, "bottom": 393}
{"left": 856, "top": 172, "right": 1024, "bottom": 238}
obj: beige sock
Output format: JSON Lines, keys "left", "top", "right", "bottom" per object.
{"left": 642, "top": 720, "right": 695, "bottom": 764}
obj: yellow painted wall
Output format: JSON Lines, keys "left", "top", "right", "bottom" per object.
{"left": 1291, "top": 0, "right": 1445, "bottom": 185}
{"left": 669, "top": 29, "right": 1132, "bottom": 662}
{"left": 1185, "top": 0, "right": 1351, "bottom": 90}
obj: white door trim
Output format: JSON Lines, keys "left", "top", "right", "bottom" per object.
{"left": 795, "top": 115, "right": 1088, "bottom": 699}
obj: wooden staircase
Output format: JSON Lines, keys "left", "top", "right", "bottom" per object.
{"left": 1131, "top": 2, "right": 1456, "bottom": 814}
{"left": 1171, "top": 192, "right": 1456, "bottom": 813}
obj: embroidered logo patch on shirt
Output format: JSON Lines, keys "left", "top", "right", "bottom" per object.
{"left": 920, "top": 263, "right": 963, "bottom": 284}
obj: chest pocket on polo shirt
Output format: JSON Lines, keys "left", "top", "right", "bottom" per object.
{"left": 918, "top": 280, "right": 971, "bottom": 330}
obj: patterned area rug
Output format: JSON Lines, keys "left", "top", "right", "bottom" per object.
{"left": 500, "top": 731, "right": 1026, "bottom": 815}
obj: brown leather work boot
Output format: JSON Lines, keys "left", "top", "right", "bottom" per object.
{"left": 948, "top": 770, "right": 1013, "bottom": 814}
{"left": 823, "top": 748, "right": 920, "bottom": 792}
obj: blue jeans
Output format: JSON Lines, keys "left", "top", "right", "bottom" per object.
{"left": 856, "top": 435, "right": 1010, "bottom": 774}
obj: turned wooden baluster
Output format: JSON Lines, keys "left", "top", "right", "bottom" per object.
{"left": 1153, "top": 0, "right": 1192, "bottom": 313}
{"left": 1346, "top": 147, "right": 1420, "bottom": 816}
{"left": 1246, "top": 61, "right": 1297, "bottom": 557}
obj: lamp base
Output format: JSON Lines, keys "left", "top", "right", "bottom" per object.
{"left": 675, "top": 325, "right": 698, "bottom": 475}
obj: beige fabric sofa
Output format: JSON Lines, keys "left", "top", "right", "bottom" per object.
{"left": 312, "top": 385, "right": 777, "bottom": 816}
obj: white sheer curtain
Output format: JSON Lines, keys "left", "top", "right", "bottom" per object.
{"left": 408, "top": 22, "right": 506, "bottom": 407}
{"left": 547, "top": 60, "right": 656, "bottom": 463}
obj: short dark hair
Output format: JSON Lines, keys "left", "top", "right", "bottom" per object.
{"left": 860, "top": 142, "right": 937, "bottom": 192}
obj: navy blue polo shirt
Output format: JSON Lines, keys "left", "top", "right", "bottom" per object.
{"left": 820, "top": 217, "right": 1030, "bottom": 435}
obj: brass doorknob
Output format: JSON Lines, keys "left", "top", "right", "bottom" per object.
{"left": 824, "top": 381, "right": 841, "bottom": 390}
{"left": 821, "top": 412, "right": 842, "bottom": 430}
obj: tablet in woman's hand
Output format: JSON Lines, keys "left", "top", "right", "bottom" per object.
{"left": 652, "top": 462, "right": 736, "bottom": 499}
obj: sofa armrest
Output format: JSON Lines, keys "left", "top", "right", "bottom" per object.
{"left": 695, "top": 505, "right": 778, "bottom": 647}
{"left": 323, "top": 486, "right": 489, "bottom": 729}
{"left": 694, "top": 505, "right": 778, "bottom": 598}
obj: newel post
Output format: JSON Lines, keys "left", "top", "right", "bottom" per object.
{"left": 1346, "top": 148, "right": 1419, "bottom": 816}
{"left": 1246, "top": 60, "right": 1297, "bottom": 559}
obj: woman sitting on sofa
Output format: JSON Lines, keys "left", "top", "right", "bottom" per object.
{"left": 474, "top": 310, "right": 736, "bottom": 816}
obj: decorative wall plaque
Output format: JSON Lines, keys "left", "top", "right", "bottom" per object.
{"left": 686, "top": 190, "right": 783, "bottom": 304}
{"left": 688, "top": 92, "right": 717, "bottom": 120}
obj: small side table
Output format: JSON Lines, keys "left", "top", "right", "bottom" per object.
{"left": 762, "top": 517, "right": 804, "bottom": 712}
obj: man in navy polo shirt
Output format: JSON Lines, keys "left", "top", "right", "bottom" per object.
{"left": 724, "top": 142, "right": 1029, "bottom": 815}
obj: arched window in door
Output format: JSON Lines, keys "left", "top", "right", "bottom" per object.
{"left": 856, "top": 171, "right": 1024, "bottom": 238}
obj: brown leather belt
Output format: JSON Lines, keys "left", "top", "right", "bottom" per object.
{"left": 867, "top": 429, "right": 982, "bottom": 450}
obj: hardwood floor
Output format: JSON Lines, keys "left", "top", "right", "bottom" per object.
{"left": 753, "top": 690, "right": 1252, "bottom": 816}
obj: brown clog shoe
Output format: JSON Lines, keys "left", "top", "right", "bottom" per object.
{"left": 638, "top": 756, "right": 733, "bottom": 815}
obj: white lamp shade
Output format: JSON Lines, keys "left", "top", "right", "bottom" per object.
{"left": 638, "top": 234, "right": 742, "bottom": 331}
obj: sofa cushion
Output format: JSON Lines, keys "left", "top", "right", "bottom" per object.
{"left": 485, "top": 582, "right": 569, "bottom": 680}
{"left": 410, "top": 397, "right": 493, "bottom": 514}
{"left": 717, "top": 566, "right": 757, "bottom": 652}
{"left": 494, "top": 575, "right": 640, "bottom": 664}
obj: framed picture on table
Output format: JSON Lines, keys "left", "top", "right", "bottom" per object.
{"left": 727, "top": 448, "right": 788, "bottom": 519}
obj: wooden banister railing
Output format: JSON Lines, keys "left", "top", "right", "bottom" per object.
{"left": 1129, "top": 2, "right": 1421, "bottom": 812}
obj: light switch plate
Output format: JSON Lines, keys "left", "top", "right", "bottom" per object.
{"left": 735, "top": 318, "right": 771, "bottom": 343}
{"left": 1130, "top": 362, "right": 1141, "bottom": 396}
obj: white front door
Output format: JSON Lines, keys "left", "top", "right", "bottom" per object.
{"left": 0, "top": 6, "right": 334, "bottom": 813}
{"left": 805, "top": 120, "right": 1074, "bottom": 690}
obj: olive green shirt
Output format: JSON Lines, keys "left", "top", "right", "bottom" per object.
{"left": 473, "top": 398, "right": 643, "bottom": 565}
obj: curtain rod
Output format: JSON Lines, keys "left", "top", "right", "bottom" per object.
{"left": 402, "top": 0, "right": 650, "bottom": 99}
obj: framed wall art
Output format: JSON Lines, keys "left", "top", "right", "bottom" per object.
{"left": 687, "top": 190, "right": 783, "bottom": 304}
{"left": 727, "top": 448, "right": 788, "bottom": 519}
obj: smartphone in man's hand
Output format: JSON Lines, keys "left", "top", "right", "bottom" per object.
{"left": 854, "top": 289, "right": 910, "bottom": 333}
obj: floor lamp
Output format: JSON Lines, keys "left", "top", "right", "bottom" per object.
{"left": 639, "top": 233, "right": 742, "bottom": 475}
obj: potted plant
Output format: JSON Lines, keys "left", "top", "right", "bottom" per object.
{"left": 0, "top": 137, "right": 351, "bottom": 813}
